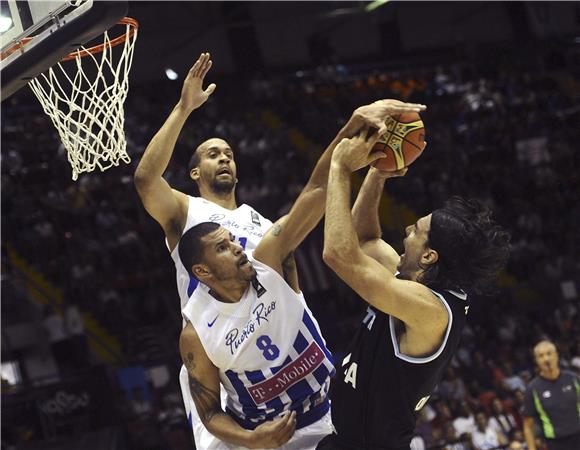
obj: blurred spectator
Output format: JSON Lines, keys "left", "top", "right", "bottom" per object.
{"left": 489, "top": 397, "right": 517, "bottom": 440}
{"left": 453, "top": 402, "right": 476, "bottom": 438}
{"left": 471, "top": 411, "right": 508, "bottom": 450}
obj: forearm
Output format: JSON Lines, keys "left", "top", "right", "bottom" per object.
{"left": 134, "top": 102, "right": 192, "bottom": 185}
{"left": 352, "top": 168, "right": 387, "bottom": 242}
{"left": 202, "top": 411, "right": 257, "bottom": 448}
{"left": 523, "top": 423, "right": 537, "bottom": 450}
{"left": 324, "top": 162, "right": 360, "bottom": 260}
{"left": 304, "top": 124, "right": 350, "bottom": 191}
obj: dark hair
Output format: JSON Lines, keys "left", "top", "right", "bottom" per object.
{"left": 188, "top": 148, "right": 201, "bottom": 173}
{"left": 420, "top": 196, "right": 511, "bottom": 294}
{"left": 178, "top": 222, "right": 221, "bottom": 276}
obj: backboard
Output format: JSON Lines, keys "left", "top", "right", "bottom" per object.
{"left": 1, "top": 0, "right": 127, "bottom": 101}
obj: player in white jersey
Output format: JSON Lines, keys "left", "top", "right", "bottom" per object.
{"left": 135, "top": 51, "right": 427, "bottom": 448}
{"left": 135, "top": 52, "right": 276, "bottom": 450}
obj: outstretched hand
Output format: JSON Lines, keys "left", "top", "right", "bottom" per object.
{"left": 332, "top": 127, "right": 386, "bottom": 172}
{"left": 179, "top": 52, "right": 217, "bottom": 112}
{"left": 347, "top": 99, "right": 427, "bottom": 136}
{"left": 251, "top": 411, "right": 296, "bottom": 449}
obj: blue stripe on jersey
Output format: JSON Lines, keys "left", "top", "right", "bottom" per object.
{"left": 225, "top": 370, "right": 256, "bottom": 418}
{"left": 245, "top": 369, "right": 265, "bottom": 384}
{"left": 302, "top": 311, "right": 334, "bottom": 364}
{"left": 270, "top": 355, "right": 292, "bottom": 375}
{"left": 293, "top": 330, "right": 309, "bottom": 354}
{"left": 286, "top": 380, "right": 312, "bottom": 414}
{"left": 187, "top": 276, "right": 199, "bottom": 297}
{"left": 312, "top": 363, "right": 331, "bottom": 387}
{"left": 227, "top": 397, "right": 330, "bottom": 431}
{"left": 245, "top": 368, "right": 287, "bottom": 419}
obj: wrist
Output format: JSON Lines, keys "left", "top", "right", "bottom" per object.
{"left": 245, "top": 429, "right": 263, "bottom": 449}
{"left": 330, "top": 159, "right": 351, "bottom": 175}
{"left": 368, "top": 167, "right": 390, "bottom": 180}
{"left": 175, "top": 101, "right": 195, "bottom": 116}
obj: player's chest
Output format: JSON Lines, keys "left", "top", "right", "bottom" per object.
{"left": 203, "top": 296, "right": 303, "bottom": 370}
{"left": 195, "top": 208, "right": 268, "bottom": 242}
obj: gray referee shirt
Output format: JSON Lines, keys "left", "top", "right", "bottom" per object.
{"left": 523, "top": 370, "right": 580, "bottom": 439}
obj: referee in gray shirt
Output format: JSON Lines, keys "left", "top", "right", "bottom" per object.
{"left": 523, "top": 340, "right": 580, "bottom": 450}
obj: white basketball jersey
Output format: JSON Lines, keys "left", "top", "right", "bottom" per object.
{"left": 169, "top": 195, "right": 273, "bottom": 310}
{"left": 181, "top": 253, "right": 335, "bottom": 430}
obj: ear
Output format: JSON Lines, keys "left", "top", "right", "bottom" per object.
{"left": 192, "top": 263, "right": 210, "bottom": 281}
{"left": 420, "top": 248, "right": 438, "bottom": 267}
{"left": 190, "top": 167, "right": 200, "bottom": 181}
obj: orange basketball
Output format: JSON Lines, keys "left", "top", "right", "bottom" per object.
{"left": 372, "top": 112, "right": 426, "bottom": 172}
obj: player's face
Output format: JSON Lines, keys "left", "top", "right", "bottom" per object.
{"left": 199, "top": 227, "right": 256, "bottom": 283}
{"left": 193, "top": 138, "right": 237, "bottom": 194}
{"left": 397, "top": 214, "right": 435, "bottom": 278}
{"left": 533, "top": 342, "right": 559, "bottom": 373}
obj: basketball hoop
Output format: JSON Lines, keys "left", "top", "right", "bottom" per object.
{"left": 27, "top": 17, "right": 138, "bottom": 180}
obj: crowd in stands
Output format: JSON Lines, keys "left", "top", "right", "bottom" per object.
{"left": 2, "top": 42, "right": 579, "bottom": 449}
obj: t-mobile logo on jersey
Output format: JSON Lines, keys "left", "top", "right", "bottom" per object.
{"left": 247, "top": 341, "right": 326, "bottom": 404}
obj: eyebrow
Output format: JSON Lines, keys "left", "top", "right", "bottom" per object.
{"left": 215, "top": 237, "right": 229, "bottom": 249}
{"left": 205, "top": 146, "right": 232, "bottom": 153}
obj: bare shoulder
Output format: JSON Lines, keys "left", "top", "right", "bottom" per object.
{"left": 179, "top": 321, "right": 201, "bottom": 351}
{"left": 171, "top": 189, "right": 189, "bottom": 216}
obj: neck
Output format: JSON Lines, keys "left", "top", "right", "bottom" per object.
{"left": 207, "top": 281, "right": 248, "bottom": 303}
{"left": 199, "top": 186, "right": 237, "bottom": 210}
{"left": 539, "top": 366, "right": 560, "bottom": 380}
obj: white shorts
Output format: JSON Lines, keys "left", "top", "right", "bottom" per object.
{"left": 179, "top": 365, "right": 333, "bottom": 449}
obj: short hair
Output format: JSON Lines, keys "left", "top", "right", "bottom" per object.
{"left": 178, "top": 222, "right": 221, "bottom": 276}
{"left": 420, "top": 196, "right": 511, "bottom": 294}
{"left": 187, "top": 137, "right": 234, "bottom": 173}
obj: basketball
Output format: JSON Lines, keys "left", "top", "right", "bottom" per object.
{"left": 372, "top": 113, "right": 426, "bottom": 172}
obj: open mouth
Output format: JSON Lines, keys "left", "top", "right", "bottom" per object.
{"left": 217, "top": 167, "right": 231, "bottom": 176}
{"left": 238, "top": 255, "right": 249, "bottom": 266}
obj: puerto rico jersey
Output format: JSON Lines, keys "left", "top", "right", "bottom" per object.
{"left": 330, "top": 287, "right": 469, "bottom": 449}
{"left": 168, "top": 195, "right": 273, "bottom": 310}
{"left": 181, "top": 252, "right": 335, "bottom": 430}
{"left": 169, "top": 195, "right": 272, "bottom": 449}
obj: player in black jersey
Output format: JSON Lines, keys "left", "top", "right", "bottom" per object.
{"left": 319, "top": 130, "right": 511, "bottom": 450}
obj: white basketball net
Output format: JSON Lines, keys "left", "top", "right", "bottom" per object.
{"left": 28, "top": 21, "right": 137, "bottom": 180}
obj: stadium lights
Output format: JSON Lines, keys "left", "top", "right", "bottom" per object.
{"left": 365, "top": 0, "right": 390, "bottom": 13}
{"left": 0, "top": 15, "right": 13, "bottom": 33}
{"left": 165, "top": 68, "right": 178, "bottom": 80}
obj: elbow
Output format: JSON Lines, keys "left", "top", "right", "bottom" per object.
{"left": 133, "top": 168, "right": 151, "bottom": 193}
{"left": 322, "top": 247, "right": 344, "bottom": 269}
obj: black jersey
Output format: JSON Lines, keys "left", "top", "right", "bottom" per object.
{"left": 330, "top": 288, "right": 469, "bottom": 450}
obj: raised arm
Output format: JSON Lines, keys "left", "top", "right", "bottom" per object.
{"left": 179, "top": 323, "right": 296, "bottom": 449}
{"left": 352, "top": 167, "right": 406, "bottom": 273}
{"left": 254, "top": 100, "right": 425, "bottom": 284}
{"left": 134, "top": 53, "right": 216, "bottom": 249}
{"left": 322, "top": 131, "right": 446, "bottom": 333}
